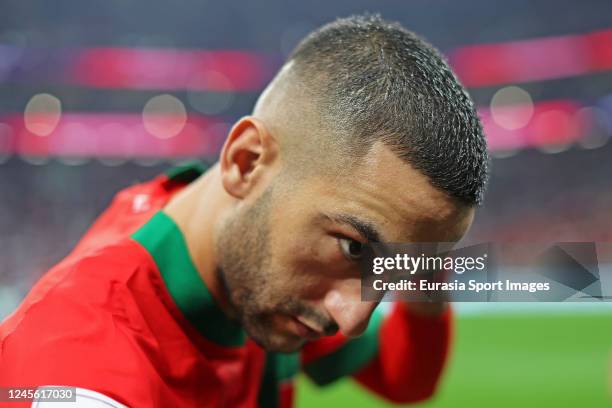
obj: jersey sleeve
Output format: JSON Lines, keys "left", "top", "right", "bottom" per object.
{"left": 0, "top": 272, "right": 154, "bottom": 407}
{"left": 0, "top": 246, "right": 223, "bottom": 408}
{"left": 300, "top": 302, "right": 452, "bottom": 404}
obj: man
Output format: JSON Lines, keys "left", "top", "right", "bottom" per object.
{"left": 0, "top": 14, "right": 488, "bottom": 407}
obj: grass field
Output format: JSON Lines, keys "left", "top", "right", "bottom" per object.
{"left": 297, "top": 311, "right": 612, "bottom": 407}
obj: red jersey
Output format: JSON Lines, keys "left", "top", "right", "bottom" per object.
{"left": 0, "top": 162, "right": 452, "bottom": 407}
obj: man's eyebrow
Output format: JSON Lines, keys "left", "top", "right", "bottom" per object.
{"left": 322, "top": 213, "right": 383, "bottom": 243}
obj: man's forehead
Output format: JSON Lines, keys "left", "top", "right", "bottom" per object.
{"left": 315, "top": 141, "right": 473, "bottom": 242}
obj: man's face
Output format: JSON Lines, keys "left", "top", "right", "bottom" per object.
{"left": 215, "top": 141, "right": 474, "bottom": 352}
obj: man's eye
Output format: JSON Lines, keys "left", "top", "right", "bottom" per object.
{"left": 339, "top": 238, "right": 364, "bottom": 261}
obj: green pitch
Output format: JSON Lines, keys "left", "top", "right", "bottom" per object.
{"left": 297, "top": 312, "right": 612, "bottom": 407}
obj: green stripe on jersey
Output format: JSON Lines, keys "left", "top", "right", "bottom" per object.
{"left": 164, "top": 161, "right": 206, "bottom": 183}
{"left": 303, "top": 308, "right": 384, "bottom": 385}
{"left": 277, "top": 352, "right": 300, "bottom": 382}
{"left": 132, "top": 211, "right": 246, "bottom": 347}
{"left": 258, "top": 352, "right": 300, "bottom": 408}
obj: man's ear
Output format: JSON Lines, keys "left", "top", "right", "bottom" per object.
{"left": 219, "top": 116, "right": 279, "bottom": 199}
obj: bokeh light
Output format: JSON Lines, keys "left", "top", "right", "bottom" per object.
{"left": 24, "top": 93, "right": 62, "bottom": 136}
{"left": 56, "top": 122, "right": 95, "bottom": 165}
{"left": 490, "top": 86, "right": 534, "bottom": 130}
{"left": 575, "top": 107, "right": 611, "bottom": 149}
{"left": 187, "top": 71, "right": 235, "bottom": 115}
{"left": 532, "top": 110, "right": 576, "bottom": 153}
{"left": 19, "top": 154, "right": 49, "bottom": 166}
{"left": 203, "top": 121, "right": 231, "bottom": 154}
{"left": 97, "top": 122, "right": 133, "bottom": 166}
{"left": 490, "top": 149, "right": 519, "bottom": 159}
{"left": 0, "top": 123, "right": 14, "bottom": 163}
{"left": 142, "top": 94, "right": 187, "bottom": 139}
{"left": 134, "top": 157, "right": 163, "bottom": 166}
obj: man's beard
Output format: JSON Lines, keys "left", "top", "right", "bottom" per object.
{"left": 214, "top": 187, "right": 336, "bottom": 352}
{"left": 215, "top": 187, "right": 292, "bottom": 351}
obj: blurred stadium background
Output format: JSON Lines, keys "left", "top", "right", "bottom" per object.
{"left": 1, "top": 0, "right": 612, "bottom": 406}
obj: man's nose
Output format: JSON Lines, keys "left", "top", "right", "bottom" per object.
{"left": 323, "top": 283, "right": 377, "bottom": 338}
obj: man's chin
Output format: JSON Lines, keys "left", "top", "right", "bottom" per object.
{"left": 249, "top": 330, "right": 306, "bottom": 353}
{"left": 268, "top": 338, "right": 306, "bottom": 353}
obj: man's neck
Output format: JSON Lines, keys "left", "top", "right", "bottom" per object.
{"left": 163, "top": 163, "right": 236, "bottom": 317}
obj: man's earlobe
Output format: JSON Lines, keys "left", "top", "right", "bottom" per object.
{"left": 219, "top": 116, "right": 278, "bottom": 199}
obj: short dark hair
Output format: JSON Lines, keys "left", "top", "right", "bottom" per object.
{"left": 288, "top": 14, "right": 489, "bottom": 205}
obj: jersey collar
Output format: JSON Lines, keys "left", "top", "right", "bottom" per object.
{"left": 132, "top": 210, "right": 246, "bottom": 347}
{"left": 164, "top": 160, "right": 206, "bottom": 184}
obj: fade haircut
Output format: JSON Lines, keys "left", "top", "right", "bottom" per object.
{"left": 286, "top": 14, "right": 489, "bottom": 205}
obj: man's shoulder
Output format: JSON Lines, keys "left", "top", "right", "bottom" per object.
{"left": 72, "top": 174, "right": 174, "bottom": 254}
{"left": 32, "top": 238, "right": 153, "bottom": 300}
{"left": 72, "top": 162, "right": 203, "bottom": 255}
{"left": 0, "top": 240, "right": 166, "bottom": 405}
{"left": 0, "top": 164, "right": 208, "bottom": 407}
{"left": 0, "top": 238, "right": 156, "bottom": 345}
